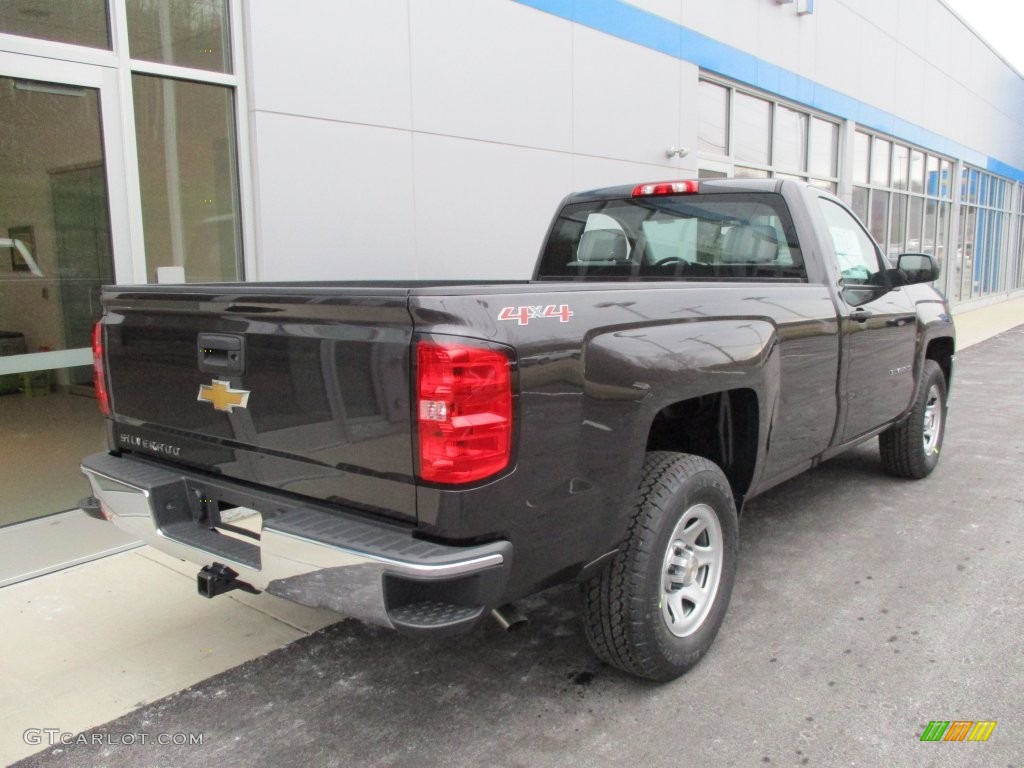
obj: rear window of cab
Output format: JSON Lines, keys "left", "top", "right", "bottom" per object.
{"left": 537, "top": 193, "right": 805, "bottom": 282}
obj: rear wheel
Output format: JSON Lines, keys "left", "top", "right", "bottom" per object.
{"left": 879, "top": 359, "right": 947, "bottom": 479}
{"left": 582, "top": 452, "right": 739, "bottom": 681}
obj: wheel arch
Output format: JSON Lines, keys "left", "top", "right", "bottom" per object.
{"left": 925, "top": 335, "right": 954, "bottom": 389}
{"left": 646, "top": 388, "right": 760, "bottom": 509}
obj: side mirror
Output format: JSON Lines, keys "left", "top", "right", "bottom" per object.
{"left": 896, "top": 253, "right": 940, "bottom": 285}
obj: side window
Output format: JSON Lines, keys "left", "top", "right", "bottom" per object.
{"left": 817, "top": 197, "right": 887, "bottom": 305}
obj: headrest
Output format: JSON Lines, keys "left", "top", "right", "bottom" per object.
{"left": 577, "top": 229, "right": 629, "bottom": 262}
{"left": 721, "top": 224, "right": 779, "bottom": 263}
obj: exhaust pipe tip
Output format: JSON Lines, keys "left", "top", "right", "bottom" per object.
{"left": 491, "top": 603, "right": 528, "bottom": 632}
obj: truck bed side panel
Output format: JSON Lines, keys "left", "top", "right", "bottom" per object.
{"left": 410, "top": 282, "right": 839, "bottom": 599}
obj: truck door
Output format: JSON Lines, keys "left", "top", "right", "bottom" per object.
{"left": 816, "top": 197, "right": 918, "bottom": 443}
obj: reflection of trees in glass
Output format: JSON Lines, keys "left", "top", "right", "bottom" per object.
{"left": 127, "top": 0, "right": 230, "bottom": 73}
{"left": 132, "top": 74, "right": 242, "bottom": 282}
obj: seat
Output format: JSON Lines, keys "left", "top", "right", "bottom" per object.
{"left": 720, "top": 224, "right": 779, "bottom": 264}
{"left": 575, "top": 228, "right": 629, "bottom": 263}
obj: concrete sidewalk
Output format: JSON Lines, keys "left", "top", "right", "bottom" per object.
{"left": 2, "top": 293, "right": 1022, "bottom": 766}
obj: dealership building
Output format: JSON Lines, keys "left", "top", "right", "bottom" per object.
{"left": 0, "top": 0, "right": 1022, "bottom": 548}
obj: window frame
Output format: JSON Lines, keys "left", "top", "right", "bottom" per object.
{"left": 696, "top": 75, "right": 841, "bottom": 192}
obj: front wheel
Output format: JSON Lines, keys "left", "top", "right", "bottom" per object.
{"left": 879, "top": 359, "right": 947, "bottom": 479}
{"left": 582, "top": 452, "right": 739, "bottom": 681}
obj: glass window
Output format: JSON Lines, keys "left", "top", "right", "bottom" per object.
{"left": 890, "top": 193, "right": 908, "bottom": 260}
{"left": 907, "top": 196, "right": 924, "bottom": 253}
{"left": 924, "top": 198, "right": 938, "bottom": 256}
{"left": 936, "top": 201, "right": 949, "bottom": 274}
{"left": 774, "top": 105, "right": 807, "bottom": 171}
{"left": 698, "top": 81, "right": 729, "bottom": 156}
{"left": 809, "top": 118, "right": 838, "bottom": 179}
{"left": 132, "top": 74, "right": 242, "bottom": 282}
{"left": 808, "top": 179, "right": 837, "bottom": 193}
{"left": 940, "top": 160, "right": 953, "bottom": 199}
{"left": 127, "top": 0, "right": 231, "bottom": 73}
{"left": 869, "top": 189, "right": 889, "bottom": 248}
{"left": 909, "top": 150, "right": 925, "bottom": 192}
{"left": 851, "top": 187, "right": 869, "bottom": 222}
{"left": 817, "top": 198, "right": 884, "bottom": 301}
{"left": 891, "top": 144, "right": 909, "bottom": 190}
{"left": 733, "top": 92, "right": 771, "bottom": 165}
{"left": 0, "top": 0, "right": 110, "bottom": 48}
{"left": 871, "top": 138, "right": 891, "bottom": 186}
{"left": 990, "top": 178, "right": 1005, "bottom": 209}
{"left": 0, "top": 76, "right": 112, "bottom": 523}
{"left": 698, "top": 168, "right": 728, "bottom": 180}
{"left": 536, "top": 193, "right": 805, "bottom": 281}
{"left": 853, "top": 131, "right": 870, "bottom": 185}
{"left": 964, "top": 168, "right": 979, "bottom": 204}
{"left": 925, "top": 155, "right": 940, "bottom": 195}
{"left": 734, "top": 166, "right": 770, "bottom": 179}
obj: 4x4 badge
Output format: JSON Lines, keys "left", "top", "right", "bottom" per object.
{"left": 198, "top": 379, "right": 250, "bottom": 413}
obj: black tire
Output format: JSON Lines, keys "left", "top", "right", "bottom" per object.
{"left": 581, "top": 451, "right": 739, "bottom": 681}
{"left": 879, "top": 359, "right": 947, "bottom": 479}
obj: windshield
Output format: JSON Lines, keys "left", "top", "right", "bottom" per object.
{"left": 537, "top": 192, "right": 805, "bottom": 281}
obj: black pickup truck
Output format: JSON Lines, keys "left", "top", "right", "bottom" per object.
{"left": 82, "top": 179, "right": 954, "bottom": 681}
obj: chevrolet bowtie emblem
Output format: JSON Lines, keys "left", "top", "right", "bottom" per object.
{"left": 197, "top": 379, "right": 250, "bottom": 413}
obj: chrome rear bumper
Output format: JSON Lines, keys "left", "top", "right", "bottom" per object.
{"left": 81, "top": 452, "right": 511, "bottom": 634}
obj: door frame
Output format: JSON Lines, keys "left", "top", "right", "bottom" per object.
{"left": 0, "top": 51, "right": 134, "bottom": 377}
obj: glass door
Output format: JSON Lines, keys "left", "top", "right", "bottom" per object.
{"left": 0, "top": 56, "right": 130, "bottom": 526}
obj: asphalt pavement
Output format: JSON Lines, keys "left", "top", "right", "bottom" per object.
{"left": 15, "top": 326, "right": 1024, "bottom": 768}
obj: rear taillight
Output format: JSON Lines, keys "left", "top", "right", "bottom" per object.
{"left": 632, "top": 180, "right": 699, "bottom": 196}
{"left": 92, "top": 321, "right": 110, "bottom": 416}
{"left": 416, "top": 340, "right": 513, "bottom": 484}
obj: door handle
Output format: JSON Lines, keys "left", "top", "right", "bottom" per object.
{"left": 197, "top": 333, "right": 246, "bottom": 375}
{"left": 849, "top": 308, "right": 872, "bottom": 323}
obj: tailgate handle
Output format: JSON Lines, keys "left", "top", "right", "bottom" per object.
{"left": 197, "top": 333, "right": 245, "bottom": 375}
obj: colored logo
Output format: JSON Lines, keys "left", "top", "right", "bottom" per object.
{"left": 197, "top": 379, "right": 250, "bottom": 413}
{"left": 920, "top": 720, "right": 997, "bottom": 742}
{"left": 498, "top": 304, "right": 574, "bottom": 326}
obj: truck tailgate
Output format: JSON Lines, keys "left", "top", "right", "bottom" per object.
{"left": 101, "top": 286, "right": 416, "bottom": 522}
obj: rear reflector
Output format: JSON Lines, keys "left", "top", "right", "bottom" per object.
{"left": 416, "top": 341, "right": 513, "bottom": 484}
{"left": 92, "top": 321, "right": 110, "bottom": 416}
{"left": 632, "top": 180, "right": 699, "bottom": 197}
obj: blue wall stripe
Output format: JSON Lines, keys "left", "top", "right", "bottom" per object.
{"left": 512, "top": 0, "right": 1024, "bottom": 183}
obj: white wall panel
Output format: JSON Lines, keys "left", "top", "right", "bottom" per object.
{"left": 252, "top": 113, "right": 416, "bottom": 281}
{"left": 924, "top": 5, "right": 956, "bottom": 79}
{"left": 895, "top": 46, "right": 927, "bottom": 129}
{"left": 411, "top": 134, "right": 572, "bottom": 279}
{"left": 843, "top": 0, "right": 897, "bottom": 37}
{"left": 896, "top": 0, "right": 930, "bottom": 60}
{"left": 749, "top": 2, "right": 803, "bottom": 74}
{"left": 685, "top": 0, "right": 763, "bottom": 58}
{"left": 678, "top": 61, "right": 700, "bottom": 163}
{"left": 813, "top": 2, "right": 865, "bottom": 100}
{"left": 626, "top": 0, "right": 684, "bottom": 24}
{"left": 572, "top": 27, "right": 681, "bottom": 165}
{"left": 246, "top": 0, "right": 412, "bottom": 130}
{"left": 571, "top": 155, "right": 695, "bottom": 194}
{"left": 857, "top": 26, "right": 898, "bottom": 117}
{"left": 922, "top": 63, "right": 952, "bottom": 138}
{"left": 409, "top": 0, "right": 572, "bottom": 152}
